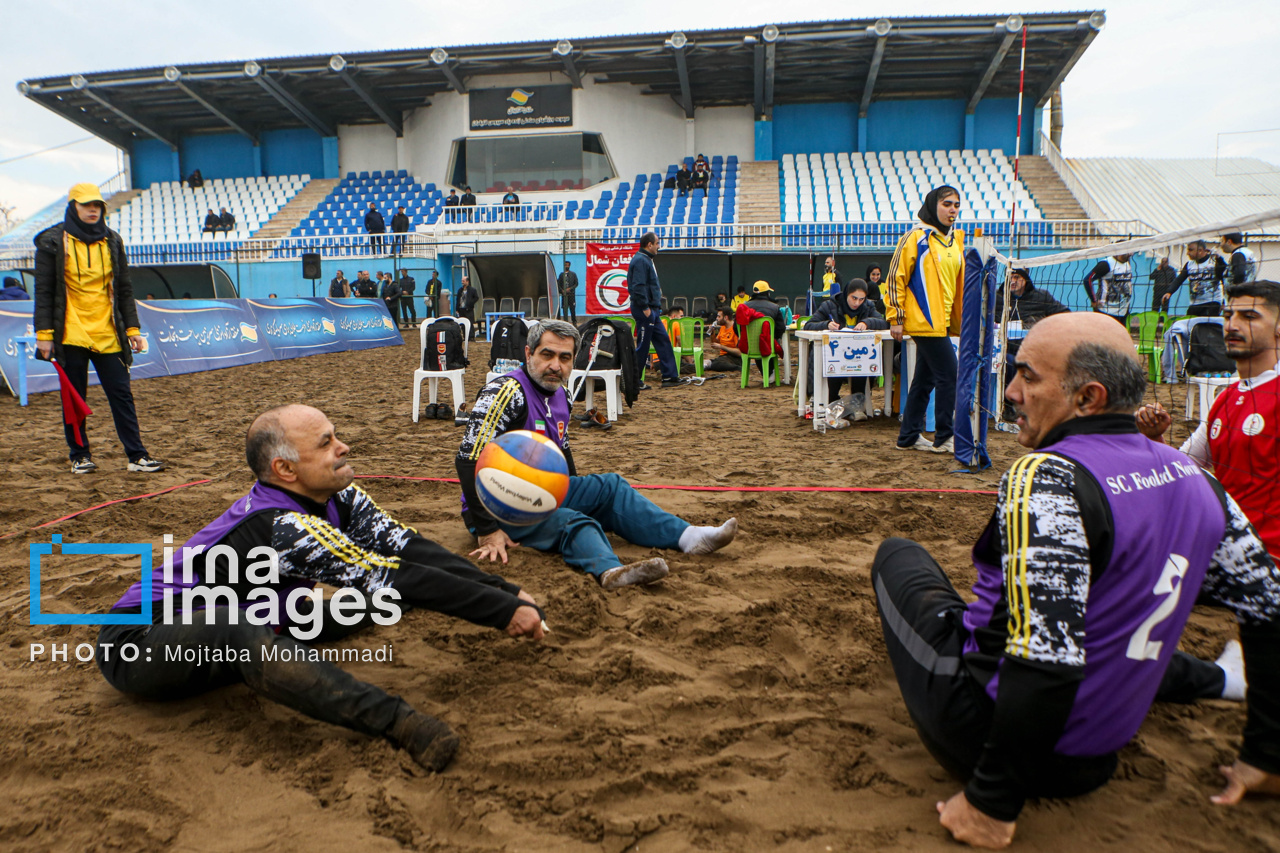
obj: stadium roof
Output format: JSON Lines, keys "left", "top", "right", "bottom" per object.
{"left": 16, "top": 12, "right": 1106, "bottom": 149}
{"left": 1068, "top": 157, "right": 1280, "bottom": 233}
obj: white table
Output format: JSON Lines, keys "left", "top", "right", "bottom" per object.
{"left": 780, "top": 327, "right": 792, "bottom": 385}
{"left": 795, "top": 329, "right": 895, "bottom": 431}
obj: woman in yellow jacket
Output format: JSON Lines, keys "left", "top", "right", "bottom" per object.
{"left": 885, "top": 185, "right": 965, "bottom": 453}
{"left": 34, "top": 183, "right": 165, "bottom": 475}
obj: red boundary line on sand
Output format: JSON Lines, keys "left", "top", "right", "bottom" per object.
{"left": 2, "top": 476, "right": 996, "bottom": 539}
{"left": 0, "top": 479, "right": 214, "bottom": 540}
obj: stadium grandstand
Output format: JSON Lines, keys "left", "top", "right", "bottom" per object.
{"left": 0, "top": 10, "right": 1274, "bottom": 311}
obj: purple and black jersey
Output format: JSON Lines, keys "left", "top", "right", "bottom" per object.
{"left": 961, "top": 415, "right": 1280, "bottom": 818}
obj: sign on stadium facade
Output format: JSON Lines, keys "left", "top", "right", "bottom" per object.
{"left": 469, "top": 85, "right": 573, "bottom": 130}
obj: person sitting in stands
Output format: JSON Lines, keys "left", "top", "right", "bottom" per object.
{"left": 692, "top": 160, "right": 710, "bottom": 192}
{"left": 675, "top": 164, "right": 692, "bottom": 196}
{"left": 502, "top": 190, "right": 520, "bottom": 205}
{"left": 202, "top": 209, "right": 220, "bottom": 234}
{"left": 803, "top": 279, "right": 890, "bottom": 421}
{"left": 703, "top": 306, "right": 743, "bottom": 371}
{"left": 186, "top": 169, "right": 203, "bottom": 189}
{"left": 218, "top": 207, "right": 235, "bottom": 233}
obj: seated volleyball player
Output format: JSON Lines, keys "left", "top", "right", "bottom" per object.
{"left": 97, "top": 404, "right": 546, "bottom": 772}
{"left": 457, "top": 319, "right": 738, "bottom": 589}
{"left": 871, "top": 313, "right": 1280, "bottom": 849}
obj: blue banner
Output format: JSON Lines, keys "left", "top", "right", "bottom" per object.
{"left": 953, "top": 248, "right": 999, "bottom": 472}
{"left": 0, "top": 298, "right": 401, "bottom": 397}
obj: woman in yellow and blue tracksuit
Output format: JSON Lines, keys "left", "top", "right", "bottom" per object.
{"left": 885, "top": 185, "right": 965, "bottom": 452}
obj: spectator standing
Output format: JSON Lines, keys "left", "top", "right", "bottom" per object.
{"left": 1222, "top": 232, "right": 1258, "bottom": 285}
{"left": 1150, "top": 256, "right": 1178, "bottom": 312}
{"left": 364, "top": 203, "right": 386, "bottom": 254}
{"left": 444, "top": 189, "right": 460, "bottom": 224}
{"left": 355, "top": 271, "right": 376, "bottom": 298}
{"left": 456, "top": 275, "right": 479, "bottom": 339}
{"left": 460, "top": 186, "right": 477, "bottom": 224}
{"left": 886, "top": 184, "right": 965, "bottom": 453}
{"left": 557, "top": 261, "right": 578, "bottom": 324}
{"left": 33, "top": 183, "right": 165, "bottom": 474}
{"left": 1, "top": 275, "right": 30, "bottom": 300}
{"left": 218, "top": 207, "right": 235, "bottom": 234}
{"left": 391, "top": 206, "right": 410, "bottom": 255}
{"left": 329, "top": 270, "right": 350, "bottom": 298}
{"left": 186, "top": 169, "right": 203, "bottom": 189}
{"left": 425, "top": 270, "right": 442, "bottom": 320}
{"left": 1163, "top": 240, "right": 1226, "bottom": 317}
{"left": 821, "top": 256, "right": 842, "bottom": 300}
{"left": 202, "top": 209, "right": 220, "bottom": 235}
{"left": 380, "top": 272, "right": 401, "bottom": 320}
{"left": 398, "top": 269, "right": 417, "bottom": 328}
{"left": 627, "top": 232, "right": 680, "bottom": 389}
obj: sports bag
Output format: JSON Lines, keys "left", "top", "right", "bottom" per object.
{"left": 423, "top": 318, "right": 468, "bottom": 371}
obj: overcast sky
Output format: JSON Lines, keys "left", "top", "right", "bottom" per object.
{"left": 2, "top": 0, "right": 1277, "bottom": 219}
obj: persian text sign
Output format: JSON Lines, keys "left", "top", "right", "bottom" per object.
{"left": 586, "top": 242, "right": 638, "bottom": 315}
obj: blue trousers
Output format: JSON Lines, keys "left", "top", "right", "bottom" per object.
{"left": 633, "top": 310, "right": 678, "bottom": 383}
{"left": 500, "top": 473, "right": 688, "bottom": 577}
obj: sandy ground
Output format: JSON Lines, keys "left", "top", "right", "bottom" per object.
{"left": 0, "top": 333, "right": 1272, "bottom": 853}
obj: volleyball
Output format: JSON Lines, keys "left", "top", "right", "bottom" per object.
{"left": 475, "top": 430, "right": 571, "bottom": 526}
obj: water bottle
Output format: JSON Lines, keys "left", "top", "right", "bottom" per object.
{"left": 815, "top": 403, "right": 827, "bottom": 434}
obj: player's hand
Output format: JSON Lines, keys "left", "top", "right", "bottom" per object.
{"left": 36, "top": 339, "right": 53, "bottom": 359}
{"left": 827, "top": 321, "right": 840, "bottom": 331}
{"left": 937, "top": 792, "right": 1015, "bottom": 849}
{"left": 516, "top": 588, "right": 537, "bottom": 606}
{"left": 471, "top": 530, "right": 518, "bottom": 564}
{"left": 1211, "top": 760, "right": 1280, "bottom": 805}
{"left": 1162, "top": 294, "right": 1171, "bottom": 307}
{"left": 643, "top": 308, "right": 652, "bottom": 319}
{"left": 890, "top": 324, "right": 904, "bottom": 342}
{"left": 128, "top": 335, "right": 146, "bottom": 353}
{"left": 1092, "top": 299, "right": 1104, "bottom": 310}
{"left": 506, "top": 604, "right": 545, "bottom": 640}
{"left": 1135, "top": 403, "right": 1172, "bottom": 442}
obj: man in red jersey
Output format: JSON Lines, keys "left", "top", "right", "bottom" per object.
{"left": 1139, "top": 281, "right": 1280, "bottom": 564}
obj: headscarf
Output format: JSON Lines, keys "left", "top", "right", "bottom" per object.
{"left": 864, "top": 263, "right": 882, "bottom": 282}
{"left": 917, "top": 185, "right": 959, "bottom": 236}
{"left": 63, "top": 200, "right": 107, "bottom": 244}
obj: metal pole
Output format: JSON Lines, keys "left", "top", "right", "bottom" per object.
{"left": 994, "top": 25, "right": 1028, "bottom": 427}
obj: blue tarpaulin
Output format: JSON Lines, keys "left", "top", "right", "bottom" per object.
{"left": 953, "top": 246, "right": 999, "bottom": 471}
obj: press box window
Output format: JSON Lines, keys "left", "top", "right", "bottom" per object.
{"left": 447, "top": 132, "right": 615, "bottom": 193}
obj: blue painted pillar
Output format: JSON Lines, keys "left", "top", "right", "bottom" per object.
{"left": 857, "top": 117, "right": 868, "bottom": 153}
{"left": 169, "top": 149, "right": 181, "bottom": 183}
{"left": 1031, "top": 108, "right": 1043, "bottom": 154}
{"left": 964, "top": 113, "right": 976, "bottom": 150}
{"left": 321, "top": 136, "right": 340, "bottom": 179}
{"left": 754, "top": 120, "right": 773, "bottom": 161}
{"left": 251, "top": 144, "right": 263, "bottom": 177}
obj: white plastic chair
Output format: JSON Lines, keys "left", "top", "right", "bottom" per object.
{"left": 570, "top": 368, "right": 624, "bottom": 421}
{"left": 411, "top": 316, "right": 471, "bottom": 421}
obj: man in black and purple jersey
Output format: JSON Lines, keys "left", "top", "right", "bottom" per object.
{"left": 872, "top": 312, "right": 1280, "bottom": 848}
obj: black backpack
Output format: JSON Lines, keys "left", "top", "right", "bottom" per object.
{"left": 1185, "top": 321, "right": 1234, "bottom": 375}
{"left": 423, "top": 318, "right": 468, "bottom": 371}
{"left": 576, "top": 322, "right": 621, "bottom": 371}
{"left": 488, "top": 317, "right": 527, "bottom": 368}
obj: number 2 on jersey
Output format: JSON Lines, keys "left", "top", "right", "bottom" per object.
{"left": 1126, "top": 554, "right": 1189, "bottom": 662}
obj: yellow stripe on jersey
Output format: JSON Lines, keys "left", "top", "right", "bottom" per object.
{"left": 1004, "top": 453, "right": 1050, "bottom": 657}
{"left": 351, "top": 485, "right": 419, "bottom": 537}
{"left": 469, "top": 378, "right": 521, "bottom": 461}
{"left": 292, "top": 513, "right": 399, "bottom": 573}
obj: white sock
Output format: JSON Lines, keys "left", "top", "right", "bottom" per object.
{"left": 1216, "top": 639, "right": 1246, "bottom": 701}
{"left": 679, "top": 518, "right": 738, "bottom": 555}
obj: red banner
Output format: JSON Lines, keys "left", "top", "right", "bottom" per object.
{"left": 586, "top": 242, "right": 639, "bottom": 315}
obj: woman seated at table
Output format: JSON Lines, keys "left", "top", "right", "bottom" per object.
{"left": 803, "top": 279, "right": 889, "bottom": 420}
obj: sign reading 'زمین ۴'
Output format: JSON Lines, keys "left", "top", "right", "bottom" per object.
{"left": 469, "top": 86, "right": 573, "bottom": 130}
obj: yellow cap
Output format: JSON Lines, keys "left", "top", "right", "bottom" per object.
{"left": 68, "top": 182, "right": 105, "bottom": 206}
{"left": 752, "top": 280, "right": 773, "bottom": 294}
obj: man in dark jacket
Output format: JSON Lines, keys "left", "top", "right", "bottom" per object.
{"left": 218, "top": 207, "right": 235, "bottom": 233}
{"left": 557, "top": 261, "right": 578, "bottom": 324}
{"left": 675, "top": 165, "right": 692, "bottom": 196}
{"left": 34, "top": 183, "right": 164, "bottom": 474}
{"left": 456, "top": 275, "right": 479, "bottom": 339}
{"left": 354, "top": 271, "right": 377, "bottom": 298}
{"left": 202, "top": 209, "right": 220, "bottom": 235}
{"left": 329, "top": 270, "right": 350, "bottom": 298}
{"left": 627, "top": 232, "right": 680, "bottom": 388}
{"left": 425, "top": 270, "right": 442, "bottom": 320}
{"left": 1, "top": 276, "right": 29, "bottom": 300}
{"left": 995, "top": 267, "right": 1069, "bottom": 418}
{"left": 397, "top": 270, "right": 417, "bottom": 327}
{"left": 802, "top": 279, "right": 889, "bottom": 417}
{"left": 364, "top": 204, "right": 386, "bottom": 253}
{"left": 444, "top": 189, "right": 460, "bottom": 223}
{"left": 460, "top": 186, "right": 477, "bottom": 224}
{"left": 379, "top": 272, "right": 401, "bottom": 320}
{"left": 186, "top": 169, "right": 203, "bottom": 189}
{"left": 390, "top": 206, "right": 410, "bottom": 254}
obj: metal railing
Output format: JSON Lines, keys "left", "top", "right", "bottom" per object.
{"left": 1039, "top": 132, "right": 1116, "bottom": 226}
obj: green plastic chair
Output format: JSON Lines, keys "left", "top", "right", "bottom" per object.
{"left": 1132, "top": 310, "right": 1164, "bottom": 382}
{"left": 740, "top": 317, "right": 777, "bottom": 389}
{"left": 671, "top": 317, "right": 705, "bottom": 377}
